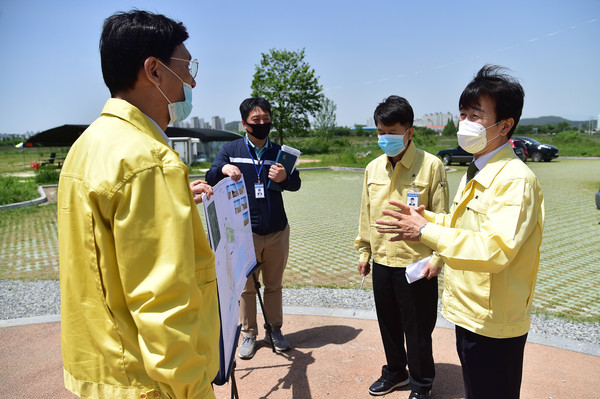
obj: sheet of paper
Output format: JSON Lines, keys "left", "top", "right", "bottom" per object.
{"left": 405, "top": 255, "right": 433, "bottom": 284}
{"left": 202, "top": 175, "right": 256, "bottom": 382}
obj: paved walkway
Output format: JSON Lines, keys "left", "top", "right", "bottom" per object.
{"left": 2, "top": 308, "right": 599, "bottom": 399}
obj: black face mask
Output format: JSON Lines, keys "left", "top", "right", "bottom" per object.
{"left": 246, "top": 122, "right": 272, "bottom": 140}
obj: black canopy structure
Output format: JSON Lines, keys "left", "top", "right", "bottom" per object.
{"left": 24, "top": 124, "right": 242, "bottom": 147}
{"left": 24, "top": 124, "right": 88, "bottom": 147}
{"left": 166, "top": 127, "right": 242, "bottom": 142}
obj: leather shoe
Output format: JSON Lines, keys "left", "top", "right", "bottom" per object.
{"left": 368, "top": 375, "right": 409, "bottom": 396}
{"left": 409, "top": 390, "right": 431, "bottom": 399}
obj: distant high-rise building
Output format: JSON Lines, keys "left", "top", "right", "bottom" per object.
{"left": 211, "top": 116, "right": 219, "bottom": 130}
{"left": 211, "top": 116, "right": 225, "bottom": 130}
{"left": 173, "top": 120, "right": 190, "bottom": 128}
{"left": 366, "top": 117, "right": 375, "bottom": 127}
{"left": 414, "top": 112, "right": 458, "bottom": 131}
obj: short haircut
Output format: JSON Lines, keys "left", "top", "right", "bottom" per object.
{"left": 459, "top": 64, "right": 524, "bottom": 138}
{"left": 373, "top": 95, "right": 414, "bottom": 127}
{"left": 239, "top": 98, "right": 272, "bottom": 122}
{"left": 100, "top": 10, "right": 189, "bottom": 96}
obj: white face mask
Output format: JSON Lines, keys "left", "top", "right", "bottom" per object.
{"left": 457, "top": 119, "right": 502, "bottom": 154}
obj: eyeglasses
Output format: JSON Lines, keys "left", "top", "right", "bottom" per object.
{"left": 170, "top": 57, "right": 199, "bottom": 79}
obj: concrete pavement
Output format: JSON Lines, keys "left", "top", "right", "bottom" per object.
{"left": 1, "top": 308, "right": 599, "bottom": 399}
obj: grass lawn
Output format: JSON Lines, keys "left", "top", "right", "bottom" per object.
{"left": 1, "top": 157, "right": 599, "bottom": 321}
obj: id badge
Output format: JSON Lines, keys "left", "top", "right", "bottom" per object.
{"left": 407, "top": 191, "right": 419, "bottom": 207}
{"left": 255, "top": 183, "right": 265, "bottom": 199}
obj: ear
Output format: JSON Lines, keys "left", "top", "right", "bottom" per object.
{"left": 405, "top": 127, "right": 415, "bottom": 141}
{"left": 499, "top": 118, "right": 514, "bottom": 136}
{"left": 143, "top": 57, "right": 161, "bottom": 87}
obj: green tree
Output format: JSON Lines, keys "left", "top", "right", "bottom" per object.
{"left": 251, "top": 48, "right": 323, "bottom": 144}
{"left": 415, "top": 126, "right": 438, "bottom": 136}
{"left": 556, "top": 121, "right": 571, "bottom": 131}
{"left": 442, "top": 118, "right": 456, "bottom": 136}
{"left": 515, "top": 125, "right": 533, "bottom": 135}
{"left": 353, "top": 125, "right": 368, "bottom": 137}
{"left": 331, "top": 126, "right": 351, "bottom": 137}
{"left": 313, "top": 97, "right": 337, "bottom": 142}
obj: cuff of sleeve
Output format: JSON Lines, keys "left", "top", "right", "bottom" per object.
{"left": 423, "top": 210, "right": 435, "bottom": 223}
{"left": 359, "top": 252, "right": 371, "bottom": 263}
{"left": 279, "top": 177, "right": 289, "bottom": 190}
{"left": 430, "top": 253, "right": 444, "bottom": 268}
{"left": 420, "top": 222, "right": 443, "bottom": 252}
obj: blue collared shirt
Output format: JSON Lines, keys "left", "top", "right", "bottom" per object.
{"left": 245, "top": 134, "right": 270, "bottom": 159}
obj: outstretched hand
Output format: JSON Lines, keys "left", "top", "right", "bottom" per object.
{"left": 375, "top": 200, "right": 428, "bottom": 242}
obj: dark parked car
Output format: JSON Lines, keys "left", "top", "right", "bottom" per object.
{"left": 437, "top": 145, "right": 525, "bottom": 166}
{"left": 513, "top": 136, "right": 559, "bottom": 162}
{"left": 512, "top": 146, "right": 525, "bottom": 162}
{"left": 509, "top": 138, "right": 528, "bottom": 162}
{"left": 437, "top": 146, "right": 472, "bottom": 166}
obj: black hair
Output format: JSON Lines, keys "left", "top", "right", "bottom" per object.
{"left": 239, "top": 97, "right": 272, "bottom": 122}
{"left": 100, "top": 10, "right": 189, "bottom": 96}
{"left": 459, "top": 64, "right": 524, "bottom": 138}
{"left": 373, "top": 95, "right": 414, "bottom": 127}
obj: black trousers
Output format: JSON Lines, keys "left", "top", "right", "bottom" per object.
{"left": 372, "top": 262, "right": 438, "bottom": 393}
{"left": 455, "top": 325, "right": 528, "bottom": 399}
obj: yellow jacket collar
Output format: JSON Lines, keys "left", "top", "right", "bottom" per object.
{"left": 101, "top": 98, "right": 167, "bottom": 145}
{"left": 472, "top": 144, "right": 518, "bottom": 189}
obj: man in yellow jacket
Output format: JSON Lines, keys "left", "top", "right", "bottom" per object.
{"left": 354, "top": 96, "right": 448, "bottom": 399}
{"left": 58, "top": 10, "right": 219, "bottom": 398}
{"left": 376, "top": 65, "right": 544, "bottom": 399}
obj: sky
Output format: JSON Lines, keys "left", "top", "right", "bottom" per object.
{"left": 1, "top": 0, "right": 599, "bottom": 135}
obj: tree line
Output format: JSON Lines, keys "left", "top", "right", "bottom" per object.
{"left": 251, "top": 48, "right": 596, "bottom": 146}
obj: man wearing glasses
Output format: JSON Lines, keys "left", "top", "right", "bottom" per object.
{"left": 58, "top": 10, "right": 219, "bottom": 399}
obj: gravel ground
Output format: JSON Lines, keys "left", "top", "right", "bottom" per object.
{"left": 2, "top": 280, "right": 599, "bottom": 346}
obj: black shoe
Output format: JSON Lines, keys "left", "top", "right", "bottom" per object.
{"left": 408, "top": 390, "right": 431, "bottom": 399}
{"left": 264, "top": 327, "right": 291, "bottom": 352}
{"left": 368, "top": 375, "right": 409, "bottom": 396}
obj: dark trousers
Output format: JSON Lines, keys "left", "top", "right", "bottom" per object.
{"left": 455, "top": 325, "right": 528, "bottom": 399}
{"left": 372, "top": 262, "right": 438, "bottom": 393}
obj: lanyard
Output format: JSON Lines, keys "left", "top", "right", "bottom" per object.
{"left": 245, "top": 137, "right": 265, "bottom": 181}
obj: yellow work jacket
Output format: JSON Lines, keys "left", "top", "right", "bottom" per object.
{"left": 421, "top": 145, "right": 544, "bottom": 338}
{"left": 355, "top": 141, "right": 449, "bottom": 267}
{"left": 58, "top": 99, "right": 220, "bottom": 398}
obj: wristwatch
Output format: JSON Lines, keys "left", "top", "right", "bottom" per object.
{"left": 419, "top": 223, "right": 428, "bottom": 240}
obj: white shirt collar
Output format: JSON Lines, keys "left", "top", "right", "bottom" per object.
{"left": 474, "top": 142, "right": 510, "bottom": 171}
{"left": 146, "top": 115, "right": 170, "bottom": 143}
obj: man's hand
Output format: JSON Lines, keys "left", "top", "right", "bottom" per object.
{"left": 421, "top": 262, "right": 442, "bottom": 280}
{"left": 268, "top": 163, "right": 287, "bottom": 183}
{"left": 222, "top": 164, "right": 242, "bottom": 181}
{"left": 189, "top": 180, "right": 213, "bottom": 204}
{"left": 376, "top": 199, "right": 428, "bottom": 242}
{"left": 358, "top": 261, "right": 371, "bottom": 277}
